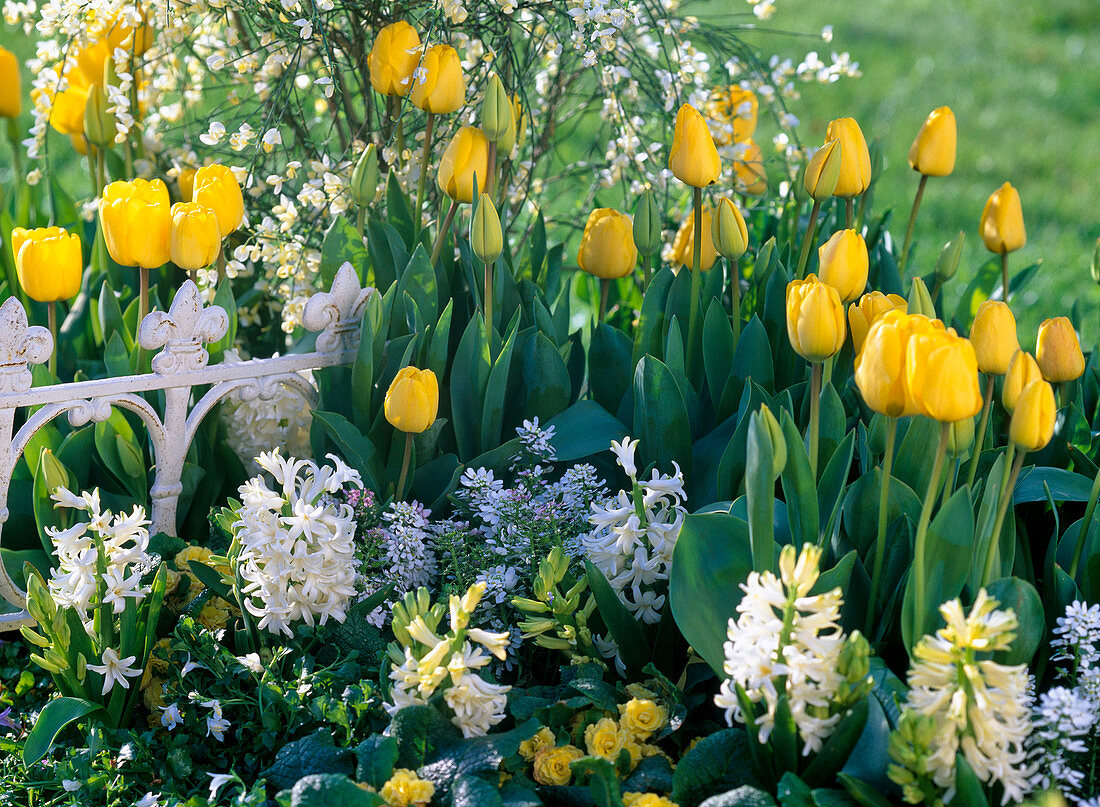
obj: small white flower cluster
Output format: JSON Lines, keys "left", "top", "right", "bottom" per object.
{"left": 232, "top": 450, "right": 361, "bottom": 637}
{"left": 713, "top": 543, "right": 848, "bottom": 754}
{"left": 1052, "top": 600, "right": 1100, "bottom": 673}
{"left": 380, "top": 500, "right": 439, "bottom": 595}
{"left": 1026, "top": 685, "right": 1097, "bottom": 800}
{"left": 585, "top": 437, "right": 685, "bottom": 624}
{"left": 386, "top": 583, "right": 512, "bottom": 738}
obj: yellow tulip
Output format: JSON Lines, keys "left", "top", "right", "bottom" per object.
{"left": 367, "top": 21, "right": 422, "bottom": 97}
{"left": 99, "top": 178, "right": 171, "bottom": 269}
{"left": 11, "top": 226, "right": 82, "bottom": 302}
{"left": 43, "top": 68, "right": 91, "bottom": 137}
{"left": 712, "top": 197, "right": 748, "bottom": 261}
{"left": 1036, "top": 316, "right": 1085, "bottom": 383}
{"left": 853, "top": 311, "right": 938, "bottom": 417}
{"left": 192, "top": 164, "right": 244, "bottom": 238}
{"left": 409, "top": 44, "right": 465, "bottom": 114}
{"left": 706, "top": 85, "right": 757, "bottom": 145}
{"left": 786, "top": 274, "right": 846, "bottom": 363}
{"left": 1002, "top": 350, "right": 1043, "bottom": 414}
{"left": 177, "top": 167, "right": 197, "bottom": 202}
{"left": 169, "top": 203, "right": 221, "bottom": 271}
{"left": 734, "top": 139, "right": 767, "bottom": 196}
{"left": 669, "top": 205, "right": 717, "bottom": 272}
{"left": 577, "top": 208, "right": 637, "bottom": 280}
{"left": 824, "top": 117, "right": 871, "bottom": 198}
{"left": 804, "top": 140, "right": 842, "bottom": 202}
{"left": 1010, "top": 380, "right": 1056, "bottom": 452}
{"left": 669, "top": 103, "right": 721, "bottom": 188}
{"left": 817, "top": 229, "right": 868, "bottom": 303}
{"left": 969, "top": 300, "right": 1018, "bottom": 375}
{"left": 980, "top": 182, "right": 1026, "bottom": 255}
{"left": 848, "top": 291, "right": 907, "bottom": 354}
{"left": 908, "top": 106, "right": 956, "bottom": 177}
{"left": 906, "top": 328, "right": 983, "bottom": 422}
{"left": 384, "top": 367, "right": 439, "bottom": 434}
{"left": 437, "top": 126, "right": 490, "bottom": 204}
{"left": 75, "top": 40, "right": 112, "bottom": 88}
{"left": 100, "top": 10, "right": 154, "bottom": 56}
{"left": 0, "top": 46, "right": 21, "bottom": 119}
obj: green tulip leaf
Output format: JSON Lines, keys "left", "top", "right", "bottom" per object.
{"left": 633, "top": 355, "right": 692, "bottom": 477}
{"left": 986, "top": 576, "right": 1043, "bottom": 665}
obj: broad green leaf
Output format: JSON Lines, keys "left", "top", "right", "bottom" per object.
{"left": 746, "top": 412, "right": 776, "bottom": 571}
{"left": 521, "top": 331, "right": 571, "bottom": 425}
{"left": 24, "top": 697, "right": 105, "bottom": 766}
{"left": 585, "top": 559, "right": 648, "bottom": 677}
{"left": 590, "top": 322, "right": 634, "bottom": 415}
{"left": 451, "top": 316, "right": 492, "bottom": 460}
{"left": 634, "top": 355, "right": 692, "bottom": 477}
{"left": 321, "top": 215, "right": 370, "bottom": 288}
{"left": 547, "top": 400, "right": 629, "bottom": 462}
{"left": 986, "top": 576, "right": 1043, "bottom": 665}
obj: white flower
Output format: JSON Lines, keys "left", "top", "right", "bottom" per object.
{"left": 208, "top": 772, "right": 236, "bottom": 801}
{"left": 236, "top": 653, "right": 264, "bottom": 674}
{"left": 62, "top": 780, "right": 81, "bottom": 792}
{"left": 135, "top": 793, "right": 161, "bottom": 807}
{"left": 160, "top": 703, "right": 183, "bottom": 730}
{"left": 87, "top": 647, "right": 143, "bottom": 696}
{"left": 207, "top": 712, "right": 231, "bottom": 741}
{"left": 609, "top": 437, "right": 640, "bottom": 478}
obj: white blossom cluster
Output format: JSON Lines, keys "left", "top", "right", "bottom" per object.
{"left": 713, "top": 543, "right": 848, "bottom": 755}
{"left": 1052, "top": 600, "right": 1100, "bottom": 673}
{"left": 380, "top": 501, "right": 440, "bottom": 596}
{"left": 232, "top": 450, "right": 362, "bottom": 637}
{"left": 584, "top": 437, "right": 685, "bottom": 625}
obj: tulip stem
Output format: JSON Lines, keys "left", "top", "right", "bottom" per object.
{"left": 981, "top": 446, "right": 1026, "bottom": 587}
{"left": 430, "top": 199, "right": 459, "bottom": 265}
{"left": 808, "top": 362, "right": 823, "bottom": 479}
{"left": 998, "top": 441, "right": 1017, "bottom": 501}
{"left": 845, "top": 198, "right": 855, "bottom": 229}
{"left": 47, "top": 302, "right": 57, "bottom": 378}
{"left": 686, "top": 187, "right": 703, "bottom": 374}
{"left": 483, "top": 259, "right": 494, "bottom": 332}
{"left": 912, "top": 421, "right": 951, "bottom": 645}
{"left": 6, "top": 120, "right": 21, "bottom": 181}
{"left": 598, "top": 279, "right": 610, "bottom": 323}
{"left": 356, "top": 205, "right": 367, "bottom": 242}
{"left": 966, "top": 376, "right": 996, "bottom": 489}
{"left": 395, "top": 433, "right": 413, "bottom": 502}
{"left": 1070, "top": 461, "right": 1100, "bottom": 579}
{"left": 642, "top": 253, "right": 651, "bottom": 292}
{"left": 216, "top": 251, "right": 227, "bottom": 284}
{"left": 1001, "top": 253, "right": 1010, "bottom": 302}
{"left": 866, "top": 415, "right": 897, "bottom": 636}
{"left": 795, "top": 200, "right": 821, "bottom": 279}
{"left": 415, "top": 111, "right": 435, "bottom": 231}
{"left": 138, "top": 267, "right": 149, "bottom": 326}
{"left": 730, "top": 256, "right": 741, "bottom": 350}
{"left": 899, "top": 174, "right": 928, "bottom": 276}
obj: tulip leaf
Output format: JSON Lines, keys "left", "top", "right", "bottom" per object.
{"left": 480, "top": 313, "right": 520, "bottom": 452}
{"left": 425, "top": 300, "right": 453, "bottom": 384}
{"left": 207, "top": 280, "right": 237, "bottom": 365}
{"left": 715, "top": 382, "right": 772, "bottom": 502}
{"left": 1012, "top": 466, "right": 1095, "bottom": 503}
{"left": 840, "top": 467, "right": 921, "bottom": 556}
{"left": 350, "top": 312, "right": 375, "bottom": 430}
{"left": 590, "top": 322, "right": 633, "bottom": 415}
{"left": 366, "top": 217, "right": 405, "bottom": 292}
{"left": 321, "top": 214, "right": 370, "bottom": 289}
{"left": 24, "top": 697, "right": 106, "bottom": 767}
{"left": 584, "top": 559, "right": 649, "bottom": 678}
{"left": 893, "top": 417, "right": 940, "bottom": 496}
{"left": 730, "top": 316, "right": 774, "bottom": 394}
{"left": 817, "top": 431, "right": 854, "bottom": 539}
{"left": 450, "top": 316, "right": 492, "bottom": 460}
{"left": 986, "top": 576, "right": 1043, "bottom": 665}
{"left": 385, "top": 172, "right": 418, "bottom": 249}
{"left": 395, "top": 245, "right": 438, "bottom": 326}
{"left": 746, "top": 412, "right": 776, "bottom": 572}
{"left": 779, "top": 410, "right": 819, "bottom": 548}
{"left": 634, "top": 355, "right": 692, "bottom": 478}
{"left": 633, "top": 267, "right": 675, "bottom": 366}
{"left": 312, "top": 410, "right": 386, "bottom": 492}
{"left": 521, "top": 332, "right": 571, "bottom": 426}
{"left": 703, "top": 301, "right": 737, "bottom": 416}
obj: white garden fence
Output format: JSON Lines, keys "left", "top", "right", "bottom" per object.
{"left": 0, "top": 263, "right": 372, "bottom": 631}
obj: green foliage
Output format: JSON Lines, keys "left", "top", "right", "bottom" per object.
{"left": 262, "top": 729, "right": 356, "bottom": 791}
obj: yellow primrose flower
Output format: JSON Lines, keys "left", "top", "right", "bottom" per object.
{"left": 532, "top": 745, "right": 584, "bottom": 786}
{"left": 619, "top": 698, "right": 669, "bottom": 740}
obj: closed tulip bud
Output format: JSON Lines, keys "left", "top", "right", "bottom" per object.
{"left": 669, "top": 103, "right": 721, "bottom": 188}
{"left": 192, "top": 164, "right": 244, "bottom": 237}
{"left": 82, "top": 82, "right": 115, "bottom": 148}
{"left": 786, "top": 274, "right": 846, "bottom": 363}
{"left": 907, "top": 276, "right": 935, "bottom": 318}
{"left": 0, "top": 46, "right": 21, "bottom": 119}
{"left": 481, "top": 73, "right": 513, "bottom": 145}
{"left": 818, "top": 229, "right": 868, "bottom": 303}
{"left": 935, "top": 231, "right": 965, "bottom": 282}
{"left": 908, "top": 106, "right": 956, "bottom": 177}
{"left": 577, "top": 208, "right": 636, "bottom": 280}
{"left": 825, "top": 117, "right": 872, "bottom": 197}
{"left": 804, "top": 139, "right": 842, "bottom": 201}
{"left": 848, "top": 290, "right": 907, "bottom": 353}
{"left": 854, "top": 311, "right": 939, "bottom": 417}
{"left": 471, "top": 194, "right": 503, "bottom": 266}
{"left": 409, "top": 45, "right": 465, "bottom": 114}
{"left": 969, "top": 301, "right": 1018, "bottom": 375}
{"left": 99, "top": 178, "right": 171, "bottom": 268}
{"left": 1002, "top": 350, "right": 1043, "bottom": 414}
{"left": 669, "top": 205, "right": 717, "bottom": 272}
{"left": 437, "top": 126, "right": 490, "bottom": 204}
{"left": 350, "top": 144, "right": 379, "bottom": 207}
{"left": 367, "top": 21, "right": 422, "bottom": 97}
{"left": 734, "top": 139, "right": 767, "bottom": 196}
{"left": 712, "top": 197, "right": 749, "bottom": 260}
{"left": 384, "top": 367, "right": 439, "bottom": 434}
{"left": 169, "top": 203, "right": 221, "bottom": 271}
{"left": 906, "top": 328, "right": 983, "bottom": 422}
{"left": 753, "top": 405, "right": 786, "bottom": 478}
{"left": 632, "top": 190, "right": 661, "bottom": 257}
{"left": 1036, "top": 316, "right": 1085, "bottom": 383}
{"left": 947, "top": 416, "right": 975, "bottom": 456}
{"left": 11, "top": 226, "right": 82, "bottom": 302}
{"left": 980, "top": 182, "right": 1026, "bottom": 254}
{"left": 1010, "top": 380, "right": 1056, "bottom": 452}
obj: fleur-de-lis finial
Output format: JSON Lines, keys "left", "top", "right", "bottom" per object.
{"left": 0, "top": 298, "right": 53, "bottom": 394}
{"left": 138, "top": 281, "right": 229, "bottom": 375}
{"left": 302, "top": 263, "right": 373, "bottom": 354}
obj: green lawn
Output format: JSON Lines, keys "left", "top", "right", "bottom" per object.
{"left": 732, "top": 0, "right": 1100, "bottom": 345}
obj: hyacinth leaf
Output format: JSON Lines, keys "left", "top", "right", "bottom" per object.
{"left": 970, "top": 453, "right": 1009, "bottom": 590}
{"left": 311, "top": 411, "right": 385, "bottom": 492}
{"left": 950, "top": 753, "right": 989, "bottom": 807}
{"left": 799, "top": 699, "right": 868, "bottom": 787}
{"left": 745, "top": 411, "right": 776, "bottom": 572}
{"left": 836, "top": 774, "right": 893, "bottom": 807}
{"left": 583, "top": 559, "right": 648, "bottom": 677}
{"left": 733, "top": 683, "right": 776, "bottom": 790}
{"left": 780, "top": 410, "right": 818, "bottom": 547}
{"left": 985, "top": 577, "right": 1043, "bottom": 665}
{"left": 23, "top": 697, "right": 106, "bottom": 767}
{"left": 770, "top": 695, "right": 798, "bottom": 777}
{"left": 188, "top": 560, "right": 235, "bottom": 605}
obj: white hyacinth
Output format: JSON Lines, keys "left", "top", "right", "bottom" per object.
{"left": 232, "top": 450, "right": 362, "bottom": 636}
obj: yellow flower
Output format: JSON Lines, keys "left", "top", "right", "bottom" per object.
{"left": 824, "top": 117, "right": 871, "bottom": 197}
{"left": 532, "top": 745, "right": 584, "bottom": 786}
{"left": 1036, "top": 316, "right": 1085, "bottom": 384}
{"left": 734, "top": 139, "right": 767, "bottom": 196}
{"left": 711, "top": 197, "right": 749, "bottom": 261}
{"left": 367, "top": 21, "right": 422, "bottom": 97}
{"left": 147, "top": 638, "right": 172, "bottom": 674}
{"left": 817, "top": 229, "right": 868, "bottom": 303}
{"left": 584, "top": 717, "right": 631, "bottom": 763}
{"left": 848, "top": 291, "right": 907, "bottom": 354}
{"left": 177, "top": 167, "right": 197, "bottom": 202}
{"left": 707, "top": 85, "right": 757, "bottom": 144}
{"left": 908, "top": 106, "right": 956, "bottom": 177}
{"left": 804, "top": 139, "right": 842, "bottom": 201}
{"left": 141, "top": 675, "right": 167, "bottom": 712}
{"left": 1002, "top": 350, "right": 1043, "bottom": 414}
{"left": 384, "top": 367, "right": 439, "bottom": 434}
{"left": 669, "top": 103, "right": 721, "bottom": 188}
{"left": 519, "top": 727, "right": 556, "bottom": 762}
{"left": 11, "top": 226, "right": 82, "bottom": 303}
{"left": 623, "top": 795, "right": 679, "bottom": 807}
{"left": 380, "top": 768, "right": 436, "bottom": 807}
{"left": 619, "top": 698, "right": 669, "bottom": 740}
{"left": 969, "top": 300, "right": 1018, "bottom": 375}
{"left": 578, "top": 208, "right": 637, "bottom": 280}
{"left": 906, "top": 328, "right": 983, "bottom": 422}
{"left": 174, "top": 544, "right": 216, "bottom": 571}
{"left": 99, "top": 178, "right": 171, "bottom": 269}
{"left": 40, "top": 66, "right": 91, "bottom": 137}
{"left": 0, "top": 46, "right": 21, "bottom": 119}
{"left": 979, "top": 182, "right": 1025, "bottom": 255}
{"left": 669, "top": 205, "right": 717, "bottom": 272}
{"left": 99, "top": 10, "right": 155, "bottom": 56}
{"left": 198, "top": 600, "right": 231, "bottom": 631}
{"left": 786, "top": 274, "right": 846, "bottom": 363}
{"left": 437, "top": 126, "right": 490, "bottom": 204}
{"left": 409, "top": 44, "right": 465, "bottom": 114}
{"left": 169, "top": 202, "right": 221, "bottom": 271}
{"left": 1010, "top": 380, "right": 1056, "bottom": 452}
{"left": 854, "top": 312, "right": 939, "bottom": 418}
{"left": 192, "top": 164, "right": 244, "bottom": 238}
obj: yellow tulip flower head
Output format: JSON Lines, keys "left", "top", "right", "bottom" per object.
{"left": 577, "top": 208, "right": 637, "bottom": 280}
{"left": 824, "top": 117, "right": 871, "bottom": 198}
{"left": 734, "top": 139, "right": 768, "bottom": 196}
{"left": 11, "top": 226, "right": 82, "bottom": 302}
{"left": 1002, "top": 350, "right": 1043, "bottom": 414}
{"left": 706, "top": 85, "right": 757, "bottom": 145}
{"left": 41, "top": 66, "right": 91, "bottom": 137}
{"left": 908, "top": 106, "right": 956, "bottom": 177}
{"left": 409, "top": 44, "right": 465, "bottom": 114}
{"left": 804, "top": 139, "right": 842, "bottom": 202}
{"left": 437, "top": 126, "right": 490, "bottom": 204}
{"left": 669, "top": 205, "right": 717, "bottom": 273}
{"left": 384, "top": 367, "right": 439, "bottom": 434}
{"left": 0, "top": 46, "right": 22, "bottom": 119}
{"left": 905, "top": 327, "right": 983, "bottom": 422}
{"left": 848, "top": 291, "right": 907, "bottom": 354}
{"left": 99, "top": 178, "right": 172, "bottom": 269}
{"left": 367, "top": 21, "right": 422, "bottom": 97}
{"left": 853, "top": 311, "right": 933, "bottom": 417}
{"left": 817, "top": 229, "right": 868, "bottom": 303}
{"left": 669, "top": 103, "right": 721, "bottom": 188}
{"left": 169, "top": 203, "right": 222, "bottom": 271}
{"left": 969, "top": 300, "right": 1019, "bottom": 375}
{"left": 980, "top": 182, "right": 1026, "bottom": 255}
{"left": 786, "top": 274, "right": 846, "bottom": 363}
{"left": 1036, "top": 316, "right": 1085, "bottom": 384}
{"left": 192, "top": 164, "right": 244, "bottom": 238}
{"left": 1009, "top": 379, "right": 1056, "bottom": 452}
